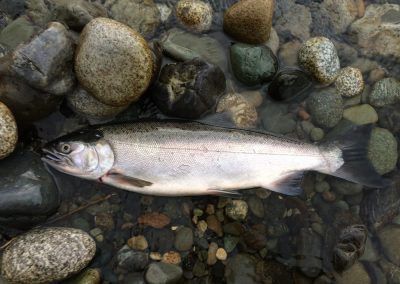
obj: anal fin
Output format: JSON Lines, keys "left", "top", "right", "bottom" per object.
{"left": 101, "top": 171, "right": 153, "bottom": 188}
{"left": 266, "top": 172, "right": 304, "bottom": 196}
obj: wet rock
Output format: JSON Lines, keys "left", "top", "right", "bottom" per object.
{"left": 2, "top": 21, "right": 75, "bottom": 95}
{"left": 225, "top": 200, "right": 248, "bottom": 221}
{"left": 306, "top": 88, "right": 343, "bottom": 128}
{"left": 267, "top": 68, "right": 313, "bottom": 102}
{"left": 216, "top": 93, "right": 258, "bottom": 128}
{"left": 335, "top": 262, "right": 371, "bottom": 284}
{"left": 127, "top": 235, "right": 149, "bottom": 251}
{"left": 138, "top": 212, "right": 171, "bottom": 229}
{"left": 207, "top": 242, "right": 218, "bottom": 265}
{"left": 224, "top": 235, "right": 240, "bottom": 253}
{"left": 0, "top": 0, "right": 25, "bottom": 18}
{"left": 244, "top": 225, "right": 267, "bottom": 250}
{"left": 329, "top": 178, "right": 363, "bottom": 196}
{"left": 104, "top": 0, "right": 161, "bottom": 39}
{"left": 0, "top": 16, "right": 39, "bottom": 51}
{"left": 145, "top": 262, "right": 183, "bottom": 284}
{"left": 297, "top": 228, "right": 322, "bottom": 278}
{"left": 335, "top": 67, "right": 364, "bottom": 97}
{"left": 261, "top": 102, "right": 296, "bottom": 134}
{"left": 350, "top": 4, "right": 400, "bottom": 61}
{"left": 157, "top": 3, "right": 172, "bottom": 22}
{"left": 174, "top": 227, "right": 193, "bottom": 251}
{"left": 175, "top": 0, "right": 213, "bottom": 33}
{"left": 256, "top": 260, "right": 294, "bottom": 284}
{"left": 67, "top": 87, "right": 127, "bottom": 119}
{"left": 0, "top": 149, "right": 60, "bottom": 228}
{"left": 379, "top": 258, "right": 400, "bottom": 284}
{"left": 319, "top": 0, "right": 359, "bottom": 34}
{"left": 343, "top": 104, "right": 378, "bottom": 125}
{"left": 367, "top": 127, "right": 398, "bottom": 175}
{"left": 75, "top": 17, "right": 153, "bottom": 107}
{"left": 117, "top": 245, "right": 149, "bottom": 271}
{"left": 279, "top": 40, "right": 302, "bottom": 67}
{"left": 298, "top": 37, "right": 340, "bottom": 84}
{"left": 310, "top": 127, "right": 324, "bottom": 142}
{"left": 206, "top": 214, "right": 223, "bottom": 237}
{"left": 161, "top": 251, "right": 181, "bottom": 265}
{"left": 359, "top": 237, "right": 378, "bottom": 262}
{"left": 0, "top": 102, "right": 17, "bottom": 159}
{"left": 66, "top": 268, "right": 101, "bottom": 284}
{"left": 265, "top": 28, "right": 279, "bottom": 55}
{"left": 161, "top": 28, "right": 227, "bottom": 73}
{"left": 369, "top": 78, "right": 400, "bottom": 107}
{"left": 247, "top": 196, "right": 264, "bottom": 218}
{"left": 225, "top": 254, "right": 256, "bottom": 284}
{"left": 378, "top": 225, "right": 400, "bottom": 266}
{"left": 193, "top": 261, "right": 207, "bottom": 277}
{"left": 230, "top": 43, "right": 278, "bottom": 86}
{"left": 216, "top": 248, "right": 227, "bottom": 261}
{"left": 223, "top": 0, "right": 273, "bottom": 44}
{"left": 152, "top": 58, "right": 225, "bottom": 119}
{"left": 146, "top": 228, "right": 175, "bottom": 253}
{"left": 1, "top": 227, "right": 96, "bottom": 284}
{"left": 378, "top": 105, "right": 400, "bottom": 134}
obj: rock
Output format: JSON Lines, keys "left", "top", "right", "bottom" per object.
{"left": 267, "top": 68, "right": 313, "bottom": 102}
{"left": 343, "top": 104, "right": 378, "bottom": 125}
{"left": 310, "top": 127, "right": 324, "bottom": 142}
{"left": 329, "top": 177, "right": 363, "bottom": 196}
{"left": 157, "top": 3, "right": 172, "bottom": 22}
{"left": 298, "top": 37, "right": 340, "bottom": 84}
{"left": 278, "top": 40, "right": 302, "bottom": 67}
{"left": 225, "top": 200, "right": 248, "bottom": 221}
{"left": 297, "top": 228, "right": 322, "bottom": 278}
{"left": 359, "top": 237, "right": 378, "bottom": 262}
{"left": 319, "top": 0, "right": 359, "bottom": 35}
{"left": 175, "top": 0, "right": 213, "bottom": 33}
{"left": 335, "top": 262, "right": 371, "bottom": 284}
{"left": 127, "top": 235, "right": 149, "bottom": 251}
{"left": 0, "top": 149, "right": 60, "bottom": 228}
{"left": 261, "top": 102, "right": 296, "bottom": 134}
{"left": 117, "top": 245, "right": 149, "bottom": 271}
{"left": 335, "top": 67, "right": 364, "bottom": 97}
{"left": 224, "top": 235, "right": 240, "bottom": 253}
{"left": 138, "top": 212, "right": 171, "bottom": 229}
{"left": 174, "top": 227, "right": 193, "bottom": 251}
{"left": 152, "top": 58, "right": 226, "bottom": 119}
{"left": 123, "top": 273, "right": 145, "bottom": 284}
{"left": 369, "top": 78, "right": 400, "bottom": 107}
{"left": 192, "top": 261, "right": 207, "bottom": 277}
{"left": 225, "top": 254, "right": 256, "bottom": 284}
{"left": 161, "top": 28, "right": 227, "bottom": 73}
{"left": 104, "top": 0, "right": 161, "bottom": 39}
{"left": 265, "top": 28, "right": 279, "bottom": 55}
{"left": 145, "top": 262, "right": 183, "bottom": 284}
{"left": 0, "top": 102, "right": 17, "bottom": 159}
{"left": 368, "top": 127, "right": 398, "bottom": 175}
{"left": 230, "top": 43, "right": 278, "bottom": 86}
{"left": 3, "top": 21, "right": 75, "bottom": 95}
{"left": 75, "top": 17, "right": 153, "bottom": 107}
{"left": 145, "top": 228, "right": 175, "bottom": 253}
{"left": 1, "top": 227, "right": 96, "bottom": 284}
{"left": 206, "top": 214, "right": 223, "bottom": 237}
{"left": 66, "top": 268, "right": 101, "bottom": 284}
{"left": 247, "top": 196, "right": 264, "bottom": 218}
{"left": 0, "top": 16, "right": 39, "bottom": 51}
{"left": 306, "top": 88, "right": 343, "bottom": 128}
{"left": 161, "top": 251, "right": 181, "bottom": 265}
{"left": 378, "top": 105, "right": 400, "bottom": 135}
{"left": 378, "top": 225, "right": 400, "bottom": 266}
{"left": 0, "top": 0, "right": 25, "bottom": 18}
{"left": 207, "top": 242, "right": 218, "bottom": 265}
{"left": 216, "top": 248, "right": 227, "bottom": 261}
{"left": 216, "top": 93, "right": 258, "bottom": 128}
{"left": 67, "top": 87, "right": 127, "bottom": 119}
{"left": 223, "top": 0, "right": 273, "bottom": 44}
{"left": 350, "top": 4, "right": 400, "bottom": 61}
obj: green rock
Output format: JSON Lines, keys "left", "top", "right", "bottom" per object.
{"left": 368, "top": 127, "right": 398, "bottom": 175}
{"left": 230, "top": 43, "right": 278, "bottom": 86}
{"left": 307, "top": 88, "right": 343, "bottom": 128}
{"left": 224, "top": 235, "right": 240, "bottom": 253}
{"left": 310, "top": 127, "right": 324, "bottom": 141}
{"left": 343, "top": 104, "right": 378, "bottom": 125}
{"left": 225, "top": 200, "right": 248, "bottom": 221}
{"left": 0, "top": 16, "right": 39, "bottom": 50}
{"left": 174, "top": 227, "right": 194, "bottom": 251}
{"left": 369, "top": 77, "right": 400, "bottom": 107}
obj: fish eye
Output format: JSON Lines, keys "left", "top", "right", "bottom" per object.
{"left": 60, "top": 143, "right": 71, "bottom": 154}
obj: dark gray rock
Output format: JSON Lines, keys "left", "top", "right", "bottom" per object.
{"left": 174, "top": 227, "right": 193, "bottom": 251}
{"left": 297, "top": 228, "right": 322, "bottom": 278}
{"left": 225, "top": 253, "right": 256, "bottom": 284}
{"left": 145, "top": 262, "right": 183, "bottom": 284}
{"left": 0, "top": 0, "right": 25, "bottom": 18}
{"left": 117, "top": 245, "right": 149, "bottom": 272}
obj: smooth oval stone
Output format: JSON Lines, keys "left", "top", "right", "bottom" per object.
{"left": 1, "top": 227, "right": 96, "bottom": 284}
{"left": 0, "top": 101, "right": 17, "bottom": 159}
{"left": 152, "top": 58, "right": 226, "bottom": 119}
{"left": 75, "top": 17, "right": 154, "bottom": 107}
{"left": 267, "top": 68, "right": 313, "bottom": 102}
{"left": 175, "top": 0, "right": 213, "bottom": 33}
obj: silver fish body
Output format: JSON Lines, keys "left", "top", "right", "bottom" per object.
{"left": 42, "top": 121, "right": 388, "bottom": 196}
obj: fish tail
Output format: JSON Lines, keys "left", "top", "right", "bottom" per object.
{"left": 323, "top": 123, "right": 390, "bottom": 188}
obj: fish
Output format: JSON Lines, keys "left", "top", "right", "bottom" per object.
{"left": 41, "top": 121, "right": 389, "bottom": 196}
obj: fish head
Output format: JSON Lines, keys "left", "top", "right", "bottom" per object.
{"left": 41, "top": 129, "right": 114, "bottom": 180}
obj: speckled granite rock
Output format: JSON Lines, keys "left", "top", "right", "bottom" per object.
{"left": 75, "top": 18, "right": 153, "bottom": 107}
{"left": 298, "top": 37, "right": 340, "bottom": 84}
{"left": 0, "top": 102, "right": 17, "bottom": 159}
{"left": 335, "top": 67, "right": 364, "bottom": 97}
{"left": 369, "top": 78, "right": 400, "bottom": 107}
{"left": 368, "top": 127, "right": 398, "bottom": 175}
{"left": 1, "top": 227, "right": 96, "bottom": 284}
{"left": 175, "top": 0, "right": 213, "bottom": 33}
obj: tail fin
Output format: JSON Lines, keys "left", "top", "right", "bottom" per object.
{"left": 325, "top": 123, "right": 390, "bottom": 188}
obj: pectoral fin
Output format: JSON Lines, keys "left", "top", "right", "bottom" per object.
{"left": 100, "top": 171, "right": 153, "bottom": 188}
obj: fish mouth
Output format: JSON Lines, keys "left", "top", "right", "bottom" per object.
{"left": 41, "top": 148, "right": 69, "bottom": 167}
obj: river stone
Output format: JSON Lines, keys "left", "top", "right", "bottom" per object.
{"left": 216, "top": 93, "right": 258, "bottom": 128}
{"left": 75, "top": 18, "right": 153, "bottom": 107}
{"left": 175, "top": 0, "right": 213, "bottom": 33}
{"left": 369, "top": 77, "right": 400, "bottom": 107}
{"left": 335, "top": 262, "right": 371, "bottom": 284}
{"left": 225, "top": 200, "right": 248, "bottom": 221}
{"left": 378, "top": 225, "right": 400, "bottom": 266}
{"left": 298, "top": 37, "right": 340, "bottom": 84}
{"left": 225, "top": 254, "right": 256, "bottom": 284}
{"left": 104, "top": 0, "right": 161, "bottom": 39}
{"left": 145, "top": 262, "right": 183, "bottom": 284}
{"left": 230, "top": 43, "right": 278, "bottom": 86}
{"left": 0, "top": 16, "right": 39, "bottom": 51}
{"left": 223, "top": 0, "right": 274, "bottom": 44}
{"left": 368, "top": 127, "right": 398, "bottom": 175}
{"left": 306, "top": 88, "right": 343, "bottom": 128}
{"left": 174, "top": 227, "right": 194, "bottom": 251}
{"left": 0, "top": 102, "right": 17, "bottom": 159}
{"left": 319, "top": 0, "right": 359, "bottom": 35}
{"left": 66, "top": 268, "right": 101, "bottom": 284}
{"left": 335, "top": 67, "right": 364, "bottom": 97}
{"left": 1, "top": 227, "right": 96, "bottom": 284}
{"left": 343, "top": 104, "right": 378, "bottom": 125}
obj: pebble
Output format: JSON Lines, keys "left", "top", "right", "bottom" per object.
{"left": 223, "top": 222, "right": 245, "bottom": 236}
{"left": 322, "top": 191, "right": 336, "bottom": 202}
{"left": 94, "top": 212, "right": 115, "bottom": 230}
{"left": 225, "top": 254, "right": 257, "bottom": 284}
{"left": 206, "top": 204, "right": 215, "bottom": 215}
{"left": 230, "top": 43, "right": 278, "bottom": 86}
{"left": 207, "top": 242, "right": 218, "bottom": 265}
{"left": 0, "top": 102, "right": 17, "bottom": 159}
{"left": 161, "top": 251, "right": 181, "bottom": 265}
{"left": 67, "top": 268, "right": 101, "bottom": 284}
{"left": 247, "top": 196, "right": 264, "bottom": 218}
{"left": 127, "top": 235, "right": 149, "bottom": 251}
{"left": 216, "top": 248, "right": 227, "bottom": 261}
{"left": 279, "top": 40, "right": 302, "bottom": 67}
{"left": 216, "top": 93, "right": 258, "bottom": 128}
{"left": 307, "top": 88, "right": 343, "bottom": 128}
{"left": 0, "top": 16, "right": 38, "bottom": 51}
{"left": 310, "top": 127, "right": 324, "bottom": 142}
{"left": 224, "top": 235, "right": 240, "bottom": 253}
{"left": 206, "top": 215, "right": 223, "bottom": 237}
{"left": 117, "top": 245, "right": 149, "bottom": 271}
{"left": 223, "top": 0, "right": 274, "bottom": 44}
{"left": 335, "top": 262, "right": 371, "bottom": 284}
{"left": 260, "top": 102, "right": 296, "bottom": 134}
{"left": 137, "top": 212, "right": 171, "bottom": 229}
{"left": 367, "top": 127, "right": 398, "bottom": 175}
{"left": 343, "top": 104, "right": 378, "bottom": 125}
{"left": 75, "top": 18, "right": 153, "bottom": 107}
{"left": 197, "top": 220, "right": 208, "bottom": 233}
{"left": 1, "top": 227, "right": 96, "bottom": 284}
{"left": 335, "top": 67, "right": 364, "bottom": 97}
{"left": 174, "top": 227, "right": 194, "bottom": 251}
{"left": 265, "top": 28, "right": 279, "bottom": 55}
{"left": 225, "top": 200, "right": 248, "bottom": 221}
{"left": 378, "top": 225, "right": 400, "bottom": 266}
{"left": 145, "top": 262, "right": 183, "bottom": 284}
{"left": 298, "top": 37, "right": 340, "bottom": 84}
{"left": 369, "top": 78, "right": 400, "bottom": 107}
{"left": 175, "top": 0, "right": 213, "bottom": 33}
{"left": 150, "top": 252, "right": 162, "bottom": 261}
{"left": 329, "top": 177, "right": 363, "bottom": 195}
{"left": 368, "top": 67, "right": 386, "bottom": 84}
{"left": 315, "top": 181, "right": 330, "bottom": 193}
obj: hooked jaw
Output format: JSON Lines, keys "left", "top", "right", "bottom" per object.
{"left": 41, "top": 147, "right": 76, "bottom": 174}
